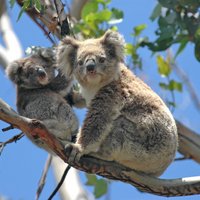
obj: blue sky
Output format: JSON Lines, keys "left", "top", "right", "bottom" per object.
{"left": 0, "top": 0, "right": 200, "bottom": 199}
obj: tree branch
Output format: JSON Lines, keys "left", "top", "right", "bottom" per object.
{"left": 51, "top": 156, "right": 90, "bottom": 200}
{"left": 177, "top": 120, "right": 200, "bottom": 163}
{"left": 0, "top": 0, "right": 23, "bottom": 68}
{"left": 1, "top": 98, "right": 200, "bottom": 197}
{"left": 70, "top": 0, "right": 89, "bottom": 20}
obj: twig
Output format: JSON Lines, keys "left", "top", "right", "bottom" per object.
{"left": 48, "top": 165, "right": 71, "bottom": 200}
{"left": 53, "top": 0, "right": 70, "bottom": 37}
{"left": 0, "top": 132, "right": 24, "bottom": 155}
{"left": 35, "top": 154, "right": 53, "bottom": 200}
{"left": 175, "top": 156, "right": 192, "bottom": 161}
{"left": 2, "top": 124, "right": 14, "bottom": 132}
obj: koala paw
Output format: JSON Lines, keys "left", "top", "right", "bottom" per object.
{"left": 65, "top": 143, "right": 83, "bottom": 164}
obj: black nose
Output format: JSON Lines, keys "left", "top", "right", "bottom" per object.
{"left": 86, "top": 59, "right": 95, "bottom": 72}
{"left": 37, "top": 68, "right": 46, "bottom": 77}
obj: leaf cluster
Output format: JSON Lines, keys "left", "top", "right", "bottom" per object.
{"left": 142, "top": 0, "right": 200, "bottom": 61}
{"left": 73, "top": 0, "right": 123, "bottom": 38}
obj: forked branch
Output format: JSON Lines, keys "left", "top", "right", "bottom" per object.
{"left": 0, "top": 98, "right": 200, "bottom": 197}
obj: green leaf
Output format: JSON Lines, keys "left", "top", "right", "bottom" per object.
{"left": 85, "top": 174, "right": 98, "bottom": 186}
{"left": 111, "top": 8, "right": 123, "bottom": 19}
{"left": 81, "top": 1, "right": 98, "bottom": 20}
{"left": 125, "top": 43, "right": 134, "bottom": 55}
{"left": 17, "top": 8, "right": 25, "bottom": 21}
{"left": 94, "top": 179, "right": 108, "bottom": 198}
{"left": 168, "top": 80, "right": 182, "bottom": 92}
{"left": 150, "top": 3, "right": 162, "bottom": 21}
{"left": 156, "top": 55, "right": 171, "bottom": 77}
{"left": 35, "top": 0, "right": 42, "bottom": 12}
{"left": 175, "top": 38, "right": 188, "bottom": 59}
{"left": 134, "top": 24, "right": 147, "bottom": 37}
{"left": 159, "top": 82, "right": 169, "bottom": 90}
{"left": 23, "top": 0, "right": 31, "bottom": 9}
{"left": 96, "top": 9, "right": 112, "bottom": 21}
{"left": 96, "top": 0, "right": 111, "bottom": 5}
{"left": 9, "top": 0, "right": 15, "bottom": 8}
{"left": 168, "top": 101, "right": 176, "bottom": 108}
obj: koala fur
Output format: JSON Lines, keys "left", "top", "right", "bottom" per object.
{"left": 57, "top": 30, "right": 178, "bottom": 176}
{"left": 6, "top": 50, "right": 80, "bottom": 153}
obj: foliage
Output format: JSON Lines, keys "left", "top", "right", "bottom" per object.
{"left": 9, "top": 0, "right": 43, "bottom": 21}
{"left": 73, "top": 0, "right": 123, "bottom": 37}
{"left": 141, "top": 0, "right": 200, "bottom": 61}
{"left": 85, "top": 174, "right": 109, "bottom": 198}
{"left": 126, "top": 24, "right": 147, "bottom": 70}
{"left": 9, "top": 0, "right": 200, "bottom": 198}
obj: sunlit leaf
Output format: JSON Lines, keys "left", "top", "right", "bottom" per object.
{"left": 35, "top": 0, "right": 42, "bottom": 12}
{"left": 168, "top": 80, "right": 182, "bottom": 92}
{"left": 81, "top": 1, "right": 98, "bottom": 20}
{"left": 125, "top": 43, "right": 134, "bottom": 55}
{"left": 134, "top": 24, "right": 147, "bottom": 37}
{"left": 156, "top": 55, "right": 171, "bottom": 77}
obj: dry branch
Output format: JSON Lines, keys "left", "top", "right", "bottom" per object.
{"left": 177, "top": 121, "right": 200, "bottom": 163}
{"left": 0, "top": 0, "right": 23, "bottom": 67}
{"left": 1, "top": 98, "right": 200, "bottom": 197}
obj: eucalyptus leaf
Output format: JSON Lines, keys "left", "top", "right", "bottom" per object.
{"left": 156, "top": 55, "right": 171, "bottom": 77}
{"left": 150, "top": 3, "right": 162, "bottom": 21}
{"left": 94, "top": 179, "right": 108, "bottom": 198}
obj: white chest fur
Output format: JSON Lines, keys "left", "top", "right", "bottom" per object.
{"left": 80, "top": 85, "right": 99, "bottom": 106}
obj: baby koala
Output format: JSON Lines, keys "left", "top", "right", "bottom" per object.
{"left": 6, "top": 49, "right": 80, "bottom": 153}
{"left": 57, "top": 30, "right": 178, "bottom": 176}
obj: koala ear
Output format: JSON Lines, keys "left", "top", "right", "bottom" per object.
{"left": 57, "top": 36, "right": 79, "bottom": 77}
{"left": 101, "top": 30, "right": 125, "bottom": 62}
{"left": 6, "top": 61, "right": 22, "bottom": 84}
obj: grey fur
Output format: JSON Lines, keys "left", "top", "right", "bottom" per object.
{"left": 6, "top": 50, "right": 79, "bottom": 153}
{"left": 57, "top": 30, "right": 178, "bottom": 176}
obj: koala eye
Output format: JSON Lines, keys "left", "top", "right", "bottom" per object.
{"left": 99, "top": 57, "right": 106, "bottom": 63}
{"left": 78, "top": 60, "right": 83, "bottom": 66}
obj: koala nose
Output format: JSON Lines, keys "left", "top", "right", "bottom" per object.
{"left": 86, "top": 59, "right": 96, "bottom": 72}
{"left": 37, "top": 68, "right": 46, "bottom": 77}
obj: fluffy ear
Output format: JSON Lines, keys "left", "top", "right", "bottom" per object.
{"left": 6, "top": 61, "right": 22, "bottom": 84}
{"left": 57, "top": 36, "right": 79, "bottom": 77}
{"left": 100, "top": 30, "right": 125, "bottom": 62}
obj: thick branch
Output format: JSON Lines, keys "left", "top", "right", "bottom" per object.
{"left": 0, "top": 98, "right": 200, "bottom": 197}
{"left": 70, "top": 0, "right": 89, "bottom": 20}
{"left": 16, "top": 0, "right": 68, "bottom": 40}
{"left": 177, "top": 121, "right": 200, "bottom": 163}
{"left": 0, "top": 0, "right": 23, "bottom": 68}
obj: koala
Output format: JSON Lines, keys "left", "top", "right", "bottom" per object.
{"left": 6, "top": 49, "right": 81, "bottom": 153}
{"left": 57, "top": 30, "right": 178, "bottom": 176}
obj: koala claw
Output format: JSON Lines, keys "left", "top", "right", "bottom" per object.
{"left": 66, "top": 143, "right": 83, "bottom": 164}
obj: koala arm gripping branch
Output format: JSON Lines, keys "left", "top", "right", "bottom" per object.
{"left": 72, "top": 83, "right": 123, "bottom": 156}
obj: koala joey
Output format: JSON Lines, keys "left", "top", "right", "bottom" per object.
{"left": 6, "top": 49, "right": 82, "bottom": 153}
{"left": 57, "top": 30, "right": 178, "bottom": 176}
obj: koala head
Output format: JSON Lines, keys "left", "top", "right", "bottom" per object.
{"left": 57, "top": 30, "right": 125, "bottom": 87}
{"left": 6, "top": 54, "right": 57, "bottom": 89}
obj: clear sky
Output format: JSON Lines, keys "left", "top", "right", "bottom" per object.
{"left": 0, "top": 0, "right": 200, "bottom": 200}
